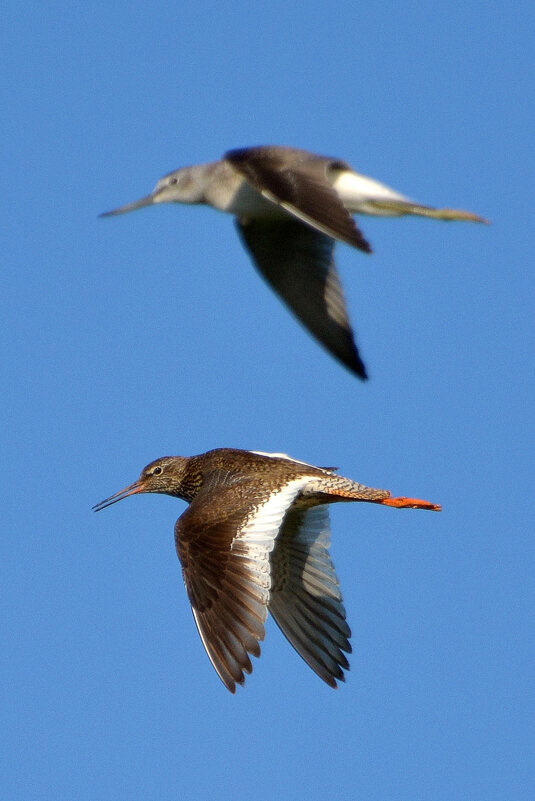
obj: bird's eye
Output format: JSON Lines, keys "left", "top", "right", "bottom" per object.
{"left": 169, "top": 177, "right": 178, "bottom": 185}
{"left": 152, "top": 466, "right": 163, "bottom": 475}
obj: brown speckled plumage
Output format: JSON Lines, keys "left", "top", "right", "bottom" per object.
{"left": 94, "top": 447, "right": 441, "bottom": 692}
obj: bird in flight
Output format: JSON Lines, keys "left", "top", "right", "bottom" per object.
{"left": 93, "top": 447, "right": 441, "bottom": 692}
{"left": 101, "top": 145, "right": 487, "bottom": 379}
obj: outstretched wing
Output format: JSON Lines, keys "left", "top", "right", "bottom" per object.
{"left": 175, "top": 477, "right": 310, "bottom": 692}
{"left": 226, "top": 146, "right": 371, "bottom": 252}
{"left": 269, "top": 504, "right": 351, "bottom": 688}
{"left": 236, "top": 217, "right": 368, "bottom": 379}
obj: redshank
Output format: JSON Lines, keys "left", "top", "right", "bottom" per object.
{"left": 101, "top": 145, "right": 487, "bottom": 379}
{"left": 93, "top": 448, "right": 441, "bottom": 692}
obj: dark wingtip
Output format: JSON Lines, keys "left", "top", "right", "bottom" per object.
{"left": 354, "top": 232, "right": 373, "bottom": 254}
{"left": 352, "top": 355, "right": 368, "bottom": 381}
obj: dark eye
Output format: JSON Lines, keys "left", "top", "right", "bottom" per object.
{"left": 153, "top": 466, "right": 163, "bottom": 475}
{"left": 169, "top": 177, "right": 178, "bottom": 185}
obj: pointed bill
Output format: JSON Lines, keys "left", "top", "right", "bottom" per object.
{"left": 92, "top": 478, "right": 146, "bottom": 511}
{"left": 99, "top": 194, "right": 155, "bottom": 218}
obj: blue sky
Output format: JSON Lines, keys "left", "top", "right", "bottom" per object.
{"left": 2, "top": 3, "right": 533, "bottom": 800}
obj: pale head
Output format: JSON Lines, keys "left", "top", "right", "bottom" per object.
{"left": 100, "top": 165, "right": 210, "bottom": 218}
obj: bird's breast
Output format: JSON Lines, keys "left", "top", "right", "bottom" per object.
{"left": 206, "top": 173, "right": 283, "bottom": 219}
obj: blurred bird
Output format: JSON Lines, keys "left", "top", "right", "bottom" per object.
{"left": 101, "top": 145, "right": 487, "bottom": 379}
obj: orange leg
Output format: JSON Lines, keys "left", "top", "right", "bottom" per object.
{"left": 377, "top": 496, "right": 441, "bottom": 511}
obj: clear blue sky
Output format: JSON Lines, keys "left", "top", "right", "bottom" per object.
{"left": 2, "top": 3, "right": 533, "bottom": 800}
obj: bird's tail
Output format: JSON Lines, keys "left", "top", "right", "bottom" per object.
{"left": 306, "top": 474, "right": 441, "bottom": 511}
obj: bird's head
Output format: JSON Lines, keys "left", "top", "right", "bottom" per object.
{"left": 93, "top": 456, "right": 189, "bottom": 512}
{"left": 99, "top": 165, "right": 207, "bottom": 218}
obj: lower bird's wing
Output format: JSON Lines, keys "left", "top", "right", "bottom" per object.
{"left": 236, "top": 217, "right": 368, "bottom": 379}
{"left": 175, "top": 477, "right": 311, "bottom": 692}
{"left": 225, "top": 146, "right": 371, "bottom": 252}
{"left": 269, "top": 504, "right": 351, "bottom": 688}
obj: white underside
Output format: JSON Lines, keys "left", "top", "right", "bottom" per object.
{"left": 234, "top": 477, "right": 312, "bottom": 566}
{"left": 222, "top": 165, "right": 418, "bottom": 220}
{"left": 217, "top": 179, "right": 281, "bottom": 216}
{"left": 333, "top": 170, "right": 412, "bottom": 215}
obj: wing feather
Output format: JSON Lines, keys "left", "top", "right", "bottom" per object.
{"left": 236, "top": 218, "right": 368, "bottom": 379}
{"left": 269, "top": 505, "right": 352, "bottom": 688}
{"left": 175, "top": 477, "right": 310, "bottom": 691}
{"left": 226, "top": 146, "right": 370, "bottom": 251}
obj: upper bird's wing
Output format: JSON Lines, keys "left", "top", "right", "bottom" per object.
{"left": 269, "top": 504, "right": 351, "bottom": 688}
{"left": 225, "top": 146, "right": 371, "bottom": 252}
{"left": 175, "top": 476, "right": 311, "bottom": 692}
{"left": 236, "top": 217, "right": 368, "bottom": 379}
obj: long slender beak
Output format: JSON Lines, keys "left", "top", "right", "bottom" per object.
{"left": 99, "top": 194, "right": 155, "bottom": 218}
{"left": 93, "top": 478, "right": 147, "bottom": 512}
{"left": 376, "top": 496, "right": 442, "bottom": 511}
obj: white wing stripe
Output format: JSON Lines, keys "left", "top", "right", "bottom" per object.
{"left": 234, "top": 477, "right": 311, "bottom": 555}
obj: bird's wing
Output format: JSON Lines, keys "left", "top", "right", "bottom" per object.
{"left": 236, "top": 217, "right": 368, "bottom": 379}
{"left": 225, "top": 146, "right": 371, "bottom": 252}
{"left": 268, "top": 504, "right": 351, "bottom": 688}
{"left": 175, "top": 477, "right": 311, "bottom": 692}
